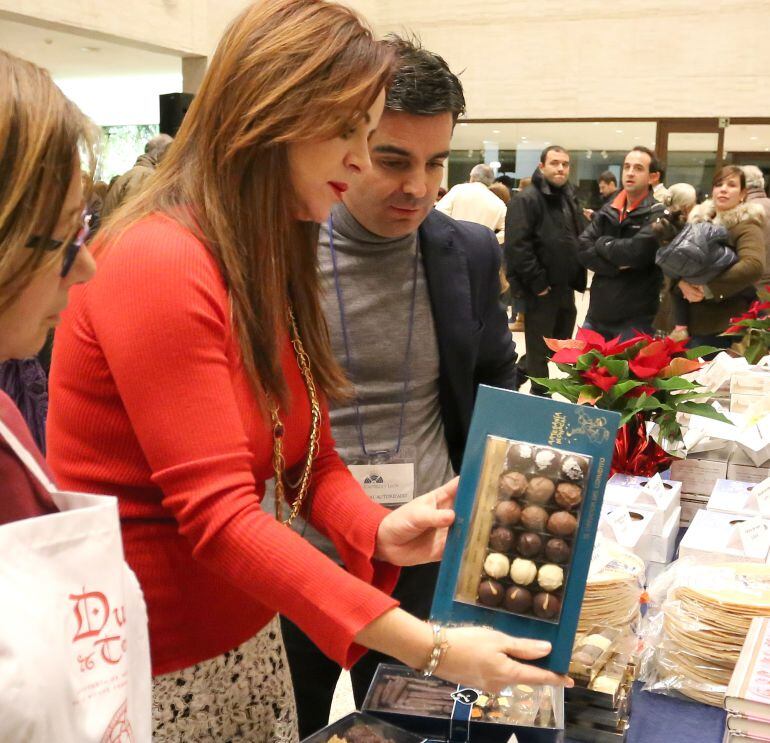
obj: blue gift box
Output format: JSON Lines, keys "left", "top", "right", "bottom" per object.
{"left": 430, "top": 387, "right": 620, "bottom": 674}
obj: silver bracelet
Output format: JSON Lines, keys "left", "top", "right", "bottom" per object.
{"left": 422, "top": 623, "right": 450, "bottom": 677}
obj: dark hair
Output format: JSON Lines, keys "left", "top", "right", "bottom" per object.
{"left": 598, "top": 170, "right": 617, "bottom": 186}
{"left": 712, "top": 165, "right": 746, "bottom": 190}
{"left": 540, "top": 145, "right": 569, "bottom": 164}
{"left": 384, "top": 34, "right": 466, "bottom": 122}
{"left": 628, "top": 146, "right": 661, "bottom": 175}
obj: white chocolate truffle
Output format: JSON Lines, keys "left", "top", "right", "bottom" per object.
{"left": 510, "top": 558, "right": 537, "bottom": 585}
{"left": 584, "top": 633, "right": 613, "bottom": 652}
{"left": 561, "top": 455, "right": 587, "bottom": 481}
{"left": 534, "top": 449, "right": 557, "bottom": 471}
{"left": 484, "top": 553, "right": 511, "bottom": 579}
{"left": 537, "top": 564, "right": 564, "bottom": 592}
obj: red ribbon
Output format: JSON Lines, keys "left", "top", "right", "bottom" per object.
{"left": 611, "top": 413, "right": 675, "bottom": 476}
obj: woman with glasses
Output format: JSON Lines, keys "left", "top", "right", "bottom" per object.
{"left": 47, "top": 1, "right": 569, "bottom": 740}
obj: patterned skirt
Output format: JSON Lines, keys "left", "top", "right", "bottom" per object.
{"left": 152, "top": 617, "right": 299, "bottom": 742}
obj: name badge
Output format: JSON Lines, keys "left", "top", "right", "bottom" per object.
{"left": 348, "top": 462, "right": 415, "bottom": 506}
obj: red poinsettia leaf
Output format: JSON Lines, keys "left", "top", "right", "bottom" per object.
{"left": 575, "top": 326, "right": 609, "bottom": 347}
{"left": 544, "top": 337, "right": 585, "bottom": 353}
{"left": 659, "top": 357, "right": 702, "bottom": 378}
{"left": 552, "top": 348, "right": 586, "bottom": 364}
{"left": 626, "top": 384, "right": 658, "bottom": 398}
{"left": 628, "top": 359, "right": 664, "bottom": 379}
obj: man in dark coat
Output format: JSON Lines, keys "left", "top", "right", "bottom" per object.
{"left": 578, "top": 146, "right": 666, "bottom": 340}
{"left": 278, "top": 36, "right": 518, "bottom": 739}
{"left": 504, "top": 145, "right": 587, "bottom": 393}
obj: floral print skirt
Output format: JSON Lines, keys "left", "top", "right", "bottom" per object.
{"left": 152, "top": 617, "right": 299, "bottom": 742}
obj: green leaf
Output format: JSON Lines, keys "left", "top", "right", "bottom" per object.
{"left": 653, "top": 377, "right": 699, "bottom": 391}
{"left": 685, "top": 345, "right": 719, "bottom": 360}
{"left": 746, "top": 340, "right": 769, "bottom": 365}
{"left": 677, "top": 401, "right": 732, "bottom": 423}
{"left": 601, "top": 357, "right": 630, "bottom": 379}
{"left": 619, "top": 410, "right": 641, "bottom": 426}
{"left": 606, "top": 379, "right": 644, "bottom": 402}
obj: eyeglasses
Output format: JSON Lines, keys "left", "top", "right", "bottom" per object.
{"left": 25, "top": 209, "right": 92, "bottom": 278}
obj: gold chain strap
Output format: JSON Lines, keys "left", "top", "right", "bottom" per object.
{"left": 271, "top": 307, "right": 322, "bottom": 526}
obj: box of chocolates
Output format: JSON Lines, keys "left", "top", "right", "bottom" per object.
{"left": 362, "top": 663, "right": 564, "bottom": 743}
{"left": 430, "top": 387, "right": 620, "bottom": 673}
{"left": 300, "top": 711, "right": 426, "bottom": 743}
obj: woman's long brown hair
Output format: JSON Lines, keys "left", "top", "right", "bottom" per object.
{"left": 102, "top": 0, "right": 393, "bottom": 407}
{"left": 0, "top": 51, "right": 97, "bottom": 315}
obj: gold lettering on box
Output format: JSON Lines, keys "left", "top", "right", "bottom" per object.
{"left": 549, "top": 412, "right": 567, "bottom": 445}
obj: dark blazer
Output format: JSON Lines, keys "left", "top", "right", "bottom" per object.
{"left": 419, "top": 209, "right": 518, "bottom": 472}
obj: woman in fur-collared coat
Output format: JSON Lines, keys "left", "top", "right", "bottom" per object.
{"left": 677, "top": 165, "right": 766, "bottom": 347}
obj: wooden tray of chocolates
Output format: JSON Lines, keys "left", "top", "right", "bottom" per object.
{"left": 455, "top": 437, "right": 591, "bottom": 624}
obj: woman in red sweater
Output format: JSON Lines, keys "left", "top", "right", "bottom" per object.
{"left": 47, "top": 2, "right": 569, "bottom": 740}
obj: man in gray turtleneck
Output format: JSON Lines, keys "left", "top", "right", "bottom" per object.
{"left": 281, "top": 36, "right": 518, "bottom": 738}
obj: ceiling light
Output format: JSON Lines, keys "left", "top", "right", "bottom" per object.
{"left": 521, "top": 136, "right": 527, "bottom": 140}
{"left": 492, "top": 129, "right": 501, "bottom": 134}
{"left": 80, "top": 46, "right": 101, "bottom": 53}
{"left": 459, "top": 123, "right": 468, "bottom": 127}
{"left": 750, "top": 136, "right": 758, "bottom": 140}
{"left": 615, "top": 129, "right": 623, "bottom": 134}
{"left": 490, "top": 161, "right": 501, "bottom": 169}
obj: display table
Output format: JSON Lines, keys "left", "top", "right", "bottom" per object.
{"left": 566, "top": 682, "right": 726, "bottom": 743}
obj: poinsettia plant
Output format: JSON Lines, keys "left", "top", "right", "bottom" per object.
{"left": 721, "top": 296, "right": 770, "bottom": 365}
{"left": 532, "top": 327, "right": 728, "bottom": 443}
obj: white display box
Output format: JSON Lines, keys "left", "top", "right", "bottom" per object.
{"left": 707, "top": 479, "right": 766, "bottom": 518}
{"left": 598, "top": 505, "right": 656, "bottom": 563}
{"left": 649, "top": 506, "right": 681, "bottom": 563}
{"left": 646, "top": 560, "right": 669, "bottom": 587}
{"left": 679, "top": 509, "right": 770, "bottom": 564}
{"left": 727, "top": 447, "right": 770, "bottom": 483}
{"left": 680, "top": 494, "right": 709, "bottom": 527}
{"left": 670, "top": 446, "right": 733, "bottom": 496}
{"left": 603, "top": 474, "right": 681, "bottom": 535}
{"left": 730, "top": 369, "right": 770, "bottom": 397}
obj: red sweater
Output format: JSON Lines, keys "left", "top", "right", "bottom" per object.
{"left": 0, "top": 391, "right": 58, "bottom": 526}
{"left": 47, "top": 214, "right": 399, "bottom": 676}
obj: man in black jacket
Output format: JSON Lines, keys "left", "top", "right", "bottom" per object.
{"left": 578, "top": 146, "right": 665, "bottom": 340}
{"left": 279, "top": 36, "right": 518, "bottom": 739}
{"left": 505, "top": 145, "right": 586, "bottom": 393}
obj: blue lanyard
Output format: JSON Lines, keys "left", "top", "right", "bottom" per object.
{"left": 327, "top": 216, "right": 419, "bottom": 458}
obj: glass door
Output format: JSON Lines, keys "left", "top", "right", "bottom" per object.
{"left": 657, "top": 120, "right": 723, "bottom": 196}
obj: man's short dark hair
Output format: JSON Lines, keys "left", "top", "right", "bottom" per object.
{"left": 384, "top": 34, "right": 466, "bottom": 122}
{"left": 628, "top": 146, "right": 662, "bottom": 176}
{"left": 598, "top": 170, "right": 617, "bottom": 186}
{"left": 540, "top": 145, "right": 569, "bottom": 164}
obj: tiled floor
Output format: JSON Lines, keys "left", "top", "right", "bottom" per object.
{"left": 326, "top": 288, "right": 592, "bottom": 726}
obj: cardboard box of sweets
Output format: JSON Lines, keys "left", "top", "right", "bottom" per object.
{"left": 727, "top": 448, "right": 770, "bottom": 483}
{"left": 708, "top": 479, "right": 768, "bottom": 518}
{"left": 679, "top": 509, "right": 770, "bottom": 563}
{"left": 301, "top": 711, "right": 426, "bottom": 743}
{"left": 670, "top": 445, "right": 733, "bottom": 496}
{"left": 429, "top": 387, "right": 620, "bottom": 674}
{"left": 362, "top": 663, "right": 564, "bottom": 743}
{"left": 598, "top": 505, "right": 655, "bottom": 563}
{"left": 603, "top": 473, "right": 681, "bottom": 534}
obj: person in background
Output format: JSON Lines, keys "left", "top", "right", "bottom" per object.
{"left": 742, "top": 165, "right": 770, "bottom": 295}
{"left": 85, "top": 179, "right": 109, "bottom": 235}
{"left": 650, "top": 161, "right": 669, "bottom": 202}
{"left": 577, "top": 146, "right": 666, "bottom": 340}
{"left": 434, "top": 185, "right": 447, "bottom": 204}
{"left": 435, "top": 162, "right": 507, "bottom": 238}
{"left": 505, "top": 145, "right": 586, "bottom": 394}
{"left": 47, "top": 4, "right": 569, "bottom": 741}
{"left": 278, "top": 36, "right": 520, "bottom": 737}
{"left": 507, "top": 176, "right": 533, "bottom": 332}
{"left": 489, "top": 181, "right": 511, "bottom": 207}
{"left": 677, "top": 165, "right": 765, "bottom": 348}
{"left": 598, "top": 170, "right": 618, "bottom": 203}
{"left": 101, "top": 133, "right": 173, "bottom": 219}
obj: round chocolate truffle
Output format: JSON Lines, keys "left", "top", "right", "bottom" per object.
{"left": 547, "top": 510, "right": 578, "bottom": 537}
{"left": 477, "top": 579, "right": 504, "bottom": 607}
{"left": 483, "top": 552, "right": 510, "bottom": 579}
{"left": 521, "top": 505, "right": 549, "bottom": 532}
{"left": 506, "top": 443, "right": 534, "bottom": 471}
{"left": 526, "top": 476, "right": 556, "bottom": 505}
{"left": 555, "top": 482, "right": 583, "bottom": 510}
{"left": 504, "top": 586, "right": 533, "bottom": 613}
{"left": 533, "top": 448, "right": 562, "bottom": 476}
{"left": 533, "top": 592, "right": 562, "bottom": 620}
{"left": 489, "top": 526, "right": 515, "bottom": 552}
{"left": 537, "top": 564, "right": 564, "bottom": 592}
{"left": 494, "top": 500, "right": 521, "bottom": 526}
{"left": 545, "top": 538, "right": 571, "bottom": 564}
{"left": 561, "top": 455, "right": 588, "bottom": 481}
{"left": 498, "top": 471, "right": 528, "bottom": 499}
{"left": 510, "top": 558, "right": 537, "bottom": 586}
{"left": 517, "top": 531, "right": 543, "bottom": 558}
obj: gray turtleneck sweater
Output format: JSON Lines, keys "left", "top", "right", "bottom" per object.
{"left": 298, "top": 202, "right": 455, "bottom": 559}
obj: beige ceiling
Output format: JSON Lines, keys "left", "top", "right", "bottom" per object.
{"left": 0, "top": 16, "right": 181, "bottom": 78}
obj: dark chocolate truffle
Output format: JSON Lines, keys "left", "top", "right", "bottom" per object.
{"left": 555, "top": 482, "right": 583, "bottom": 509}
{"left": 494, "top": 500, "right": 521, "bottom": 526}
{"left": 533, "top": 448, "right": 562, "bottom": 476}
{"left": 489, "top": 526, "right": 515, "bottom": 552}
{"left": 499, "top": 471, "right": 528, "bottom": 498}
{"left": 526, "top": 476, "right": 556, "bottom": 505}
{"left": 506, "top": 443, "right": 534, "bottom": 471}
{"left": 547, "top": 510, "right": 578, "bottom": 537}
{"left": 504, "top": 586, "right": 533, "bottom": 613}
{"left": 545, "top": 537, "right": 571, "bottom": 564}
{"left": 478, "top": 579, "right": 504, "bottom": 607}
{"left": 533, "top": 592, "right": 561, "bottom": 619}
{"left": 517, "top": 531, "right": 543, "bottom": 558}
{"left": 521, "top": 505, "right": 549, "bottom": 532}
{"left": 561, "top": 455, "right": 588, "bottom": 481}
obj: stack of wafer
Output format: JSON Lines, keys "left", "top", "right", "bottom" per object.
{"left": 652, "top": 562, "right": 770, "bottom": 706}
{"left": 577, "top": 538, "right": 645, "bottom": 636}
